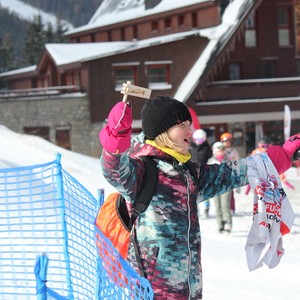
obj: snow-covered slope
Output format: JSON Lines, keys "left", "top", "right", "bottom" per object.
{"left": 0, "top": 125, "right": 115, "bottom": 197}
{"left": 0, "top": 0, "right": 73, "bottom": 30}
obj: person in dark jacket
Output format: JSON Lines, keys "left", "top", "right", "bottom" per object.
{"left": 190, "top": 129, "right": 212, "bottom": 217}
{"left": 189, "top": 129, "right": 212, "bottom": 166}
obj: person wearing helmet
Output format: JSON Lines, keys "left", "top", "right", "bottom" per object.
{"left": 221, "top": 132, "right": 240, "bottom": 214}
{"left": 190, "top": 129, "right": 213, "bottom": 218}
{"left": 207, "top": 142, "right": 232, "bottom": 233}
{"left": 220, "top": 132, "right": 240, "bottom": 161}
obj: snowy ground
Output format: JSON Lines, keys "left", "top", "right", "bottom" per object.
{"left": 1, "top": 125, "right": 299, "bottom": 299}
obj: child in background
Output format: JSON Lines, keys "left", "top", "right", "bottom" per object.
{"left": 208, "top": 142, "right": 232, "bottom": 233}
{"left": 221, "top": 132, "right": 240, "bottom": 214}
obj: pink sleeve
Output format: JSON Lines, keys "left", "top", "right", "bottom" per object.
{"left": 267, "top": 146, "right": 291, "bottom": 174}
{"left": 99, "top": 102, "right": 132, "bottom": 153}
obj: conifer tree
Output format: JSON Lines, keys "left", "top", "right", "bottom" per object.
{"left": 24, "top": 15, "right": 46, "bottom": 65}
{"left": 23, "top": 15, "right": 68, "bottom": 65}
{"left": 0, "top": 34, "right": 16, "bottom": 72}
{"left": 45, "top": 22, "right": 54, "bottom": 43}
{"left": 55, "top": 17, "right": 67, "bottom": 43}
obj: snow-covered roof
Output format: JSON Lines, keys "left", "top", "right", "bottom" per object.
{"left": 0, "top": 29, "right": 203, "bottom": 77}
{"left": 0, "top": 65, "right": 36, "bottom": 78}
{"left": 46, "top": 28, "right": 204, "bottom": 66}
{"left": 174, "top": 0, "right": 256, "bottom": 101}
{"left": 45, "top": 42, "right": 133, "bottom": 66}
{"left": 66, "top": 0, "right": 209, "bottom": 35}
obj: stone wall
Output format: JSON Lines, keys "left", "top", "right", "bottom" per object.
{"left": 0, "top": 94, "right": 102, "bottom": 158}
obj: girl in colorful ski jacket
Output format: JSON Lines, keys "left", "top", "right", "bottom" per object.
{"left": 99, "top": 95, "right": 300, "bottom": 300}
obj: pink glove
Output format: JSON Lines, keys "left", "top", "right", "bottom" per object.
{"left": 99, "top": 102, "right": 132, "bottom": 153}
{"left": 267, "top": 134, "right": 300, "bottom": 174}
{"left": 282, "top": 134, "right": 300, "bottom": 160}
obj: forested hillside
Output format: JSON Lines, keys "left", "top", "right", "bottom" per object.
{"left": 22, "top": 0, "right": 102, "bottom": 27}
{"left": 0, "top": 0, "right": 102, "bottom": 72}
{"left": 0, "top": 7, "right": 30, "bottom": 70}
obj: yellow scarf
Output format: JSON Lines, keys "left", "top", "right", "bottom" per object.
{"left": 146, "top": 140, "right": 191, "bottom": 163}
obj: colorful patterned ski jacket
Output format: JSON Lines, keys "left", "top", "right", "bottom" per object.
{"left": 100, "top": 133, "right": 248, "bottom": 300}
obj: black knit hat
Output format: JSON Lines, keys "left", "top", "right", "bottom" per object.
{"left": 140, "top": 95, "right": 192, "bottom": 140}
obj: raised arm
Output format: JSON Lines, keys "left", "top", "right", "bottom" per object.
{"left": 99, "top": 101, "right": 132, "bottom": 154}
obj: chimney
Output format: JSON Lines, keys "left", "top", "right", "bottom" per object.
{"left": 145, "top": 0, "right": 162, "bottom": 10}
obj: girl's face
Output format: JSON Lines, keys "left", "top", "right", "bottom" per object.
{"left": 167, "top": 121, "right": 192, "bottom": 154}
{"left": 214, "top": 149, "right": 225, "bottom": 162}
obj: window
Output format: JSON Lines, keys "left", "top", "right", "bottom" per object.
{"left": 297, "top": 60, "right": 300, "bottom": 76}
{"left": 262, "top": 60, "right": 276, "bottom": 78}
{"left": 66, "top": 73, "right": 72, "bottom": 86}
{"left": 192, "top": 12, "right": 198, "bottom": 28}
{"left": 56, "top": 126, "right": 71, "bottom": 150}
{"left": 133, "top": 25, "right": 138, "bottom": 39}
{"left": 164, "top": 18, "right": 171, "bottom": 30}
{"left": 151, "top": 21, "right": 159, "bottom": 32}
{"left": 245, "top": 12, "right": 256, "bottom": 47}
{"left": 121, "top": 28, "right": 125, "bottom": 40}
{"left": 229, "top": 63, "right": 241, "bottom": 80}
{"left": 145, "top": 61, "right": 172, "bottom": 89}
{"left": 66, "top": 71, "right": 80, "bottom": 89}
{"left": 23, "top": 126, "right": 50, "bottom": 141}
{"left": 108, "top": 31, "right": 112, "bottom": 41}
{"left": 73, "top": 72, "right": 80, "bottom": 86}
{"left": 277, "top": 6, "right": 291, "bottom": 46}
{"left": 40, "top": 76, "right": 49, "bottom": 87}
{"left": 178, "top": 15, "right": 185, "bottom": 27}
{"left": 112, "top": 63, "right": 138, "bottom": 90}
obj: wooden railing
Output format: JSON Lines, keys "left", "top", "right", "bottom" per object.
{"left": 202, "top": 77, "right": 300, "bottom": 102}
{"left": 0, "top": 85, "right": 83, "bottom": 100}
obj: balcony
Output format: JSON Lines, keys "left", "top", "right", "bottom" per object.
{"left": 0, "top": 85, "right": 83, "bottom": 102}
{"left": 201, "top": 77, "right": 300, "bottom": 102}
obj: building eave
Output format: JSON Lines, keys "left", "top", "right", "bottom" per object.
{"left": 174, "top": 0, "right": 263, "bottom": 102}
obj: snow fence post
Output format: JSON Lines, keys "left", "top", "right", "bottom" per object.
{"left": 55, "top": 153, "right": 74, "bottom": 299}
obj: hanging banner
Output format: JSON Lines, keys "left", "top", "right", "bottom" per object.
{"left": 284, "top": 105, "right": 291, "bottom": 141}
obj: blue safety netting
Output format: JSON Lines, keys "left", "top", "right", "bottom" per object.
{"left": 95, "top": 226, "right": 153, "bottom": 299}
{"left": 0, "top": 154, "right": 153, "bottom": 299}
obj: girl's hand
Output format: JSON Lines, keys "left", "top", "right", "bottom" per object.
{"left": 99, "top": 101, "right": 132, "bottom": 153}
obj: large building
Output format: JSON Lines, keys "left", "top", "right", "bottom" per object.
{"left": 1, "top": 0, "right": 299, "bottom": 157}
